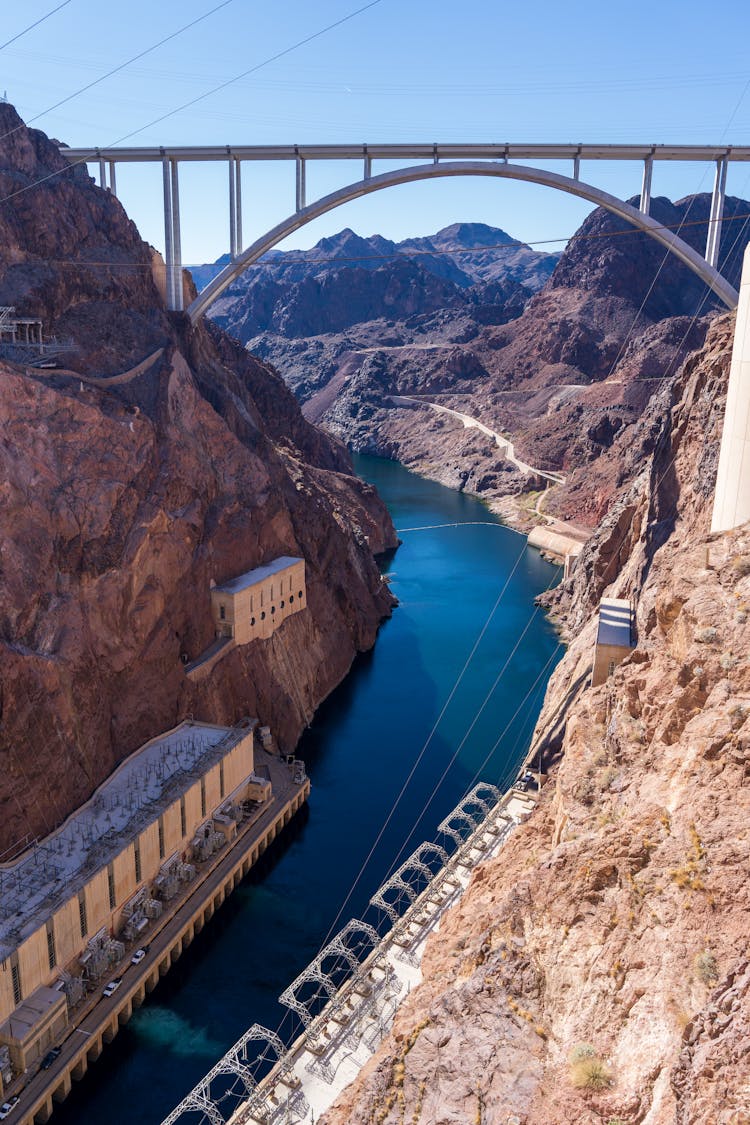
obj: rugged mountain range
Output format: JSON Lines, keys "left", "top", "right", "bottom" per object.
{"left": 200, "top": 196, "right": 750, "bottom": 530}
{"left": 0, "top": 104, "right": 396, "bottom": 852}
{"left": 198, "top": 222, "right": 558, "bottom": 341}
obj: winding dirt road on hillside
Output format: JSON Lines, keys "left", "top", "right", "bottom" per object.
{"left": 390, "top": 394, "right": 566, "bottom": 485}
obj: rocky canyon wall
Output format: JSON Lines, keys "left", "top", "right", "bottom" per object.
{"left": 320, "top": 315, "right": 750, "bottom": 1123}
{"left": 0, "top": 104, "right": 396, "bottom": 853}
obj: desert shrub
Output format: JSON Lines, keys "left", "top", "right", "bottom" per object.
{"left": 732, "top": 554, "right": 750, "bottom": 576}
{"left": 569, "top": 1042, "right": 596, "bottom": 1064}
{"left": 695, "top": 627, "right": 718, "bottom": 644}
{"left": 694, "top": 950, "right": 719, "bottom": 984}
{"left": 571, "top": 1055, "right": 612, "bottom": 1090}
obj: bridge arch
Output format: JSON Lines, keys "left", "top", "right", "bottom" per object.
{"left": 187, "top": 160, "right": 739, "bottom": 323}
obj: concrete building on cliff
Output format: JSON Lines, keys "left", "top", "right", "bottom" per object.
{"left": 0, "top": 719, "right": 272, "bottom": 1076}
{"left": 211, "top": 556, "right": 306, "bottom": 644}
{"left": 592, "top": 597, "right": 635, "bottom": 686}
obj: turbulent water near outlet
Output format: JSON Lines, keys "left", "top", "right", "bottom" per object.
{"left": 55, "top": 455, "right": 562, "bottom": 1125}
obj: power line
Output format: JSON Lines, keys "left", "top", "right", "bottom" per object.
{"left": 0, "top": 0, "right": 74, "bottom": 53}
{"left": 0, "top": 0, "right": 239, "bottom": 146}
{"left": 8, "top": 209, "right": 750, "bottom": 274}
{"left": 0, "top": 0, "right": 386, "bottom": 211}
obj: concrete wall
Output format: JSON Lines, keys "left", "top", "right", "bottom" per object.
{"left": 592, "top": 642, "right": 631, "bottom": 687}
{"left": 211, "top": 559, "right": 306, "bottom": 645}
{"left": 712, "top": 242, "right": 750, "bottom": 533}
{"left": 1, "top": 732, "right": 256, "bottom": 1028}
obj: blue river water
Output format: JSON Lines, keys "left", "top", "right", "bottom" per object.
{"left": 55, "top": 455, "right": 562, "bottom": 1125}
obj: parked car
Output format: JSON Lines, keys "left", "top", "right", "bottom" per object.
{"left": 130, "top": 948, "right": 147, "bottom": 965}
{"left": 102, "top": 977, "right": 122, "bottom": 998}
{"left": 0, "top": 1096, "right": 19, "bottom": 1119}
{"left": 40, "top": 1046, "right": 61, "bottom": 1069}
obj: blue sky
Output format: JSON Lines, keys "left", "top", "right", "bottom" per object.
{"left": 3, "top": 0, "right": 750, "bottom": 264}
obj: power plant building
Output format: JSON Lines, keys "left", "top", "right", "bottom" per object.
{"left": 0, "top": 719, "right": 269, "bottom": 1073}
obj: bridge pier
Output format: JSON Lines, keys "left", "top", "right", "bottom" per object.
{"left": 640, "top": 153, "right": 653, "bottom": 215}
{"left": 161, "top": 154, "right": 184, "bottom": 312}
{"left": 706, "top": 155, "right": 728, "bottom": 269}
{"left": 295, "top": 151, "right": 306, "bottom": 212}
{"left": 711, "top": 242, "right": 750, "bottom": 533}
{"left": 228, "top": 152, "right": 242, "bottom": 258}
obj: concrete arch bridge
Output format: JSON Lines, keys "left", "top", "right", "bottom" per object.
{"left": 60, "top": 142, "right": 750, "bottom": 318}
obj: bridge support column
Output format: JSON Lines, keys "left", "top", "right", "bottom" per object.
{"left": 711, "top": 242, "right": 750, "bottom": 533}
{"left": 171, "top": 159, "right": 183, "bottom": 311}
{"left": 108, "top": 160, "right": 117, "bottom": 196}
{"left": 295, "top": 154, "right": 306, "bottom": 212}
{"left": 228, "top": 155, "right": 242, "bottom": 258}
{"left": 706, "top": 156, "right": 728, "bottom": 269}
{"left": 234, "top": 157, "right": 242, "bottom": 254}
{"left": 640, "top": 154, "right": 653, "bottom": 215}
{"left": 98, "top": 156, "right": 106, "bottom": 190}
{"left": 162, "top": 153, "right": 175, "bottom": 310}
{"left": 229, "top": 154, "right": 237, "bottom": 259}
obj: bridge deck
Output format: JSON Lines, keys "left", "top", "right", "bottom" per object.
{"left": 60, "top": 142, "right": 750, "bottom": 164}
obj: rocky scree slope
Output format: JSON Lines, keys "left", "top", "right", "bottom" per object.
{"left": 320, "top": 315, "right": 750, "bottom": 1124}
{"left": 212, "top": 198, "right": 749, "bottom": 531}
{"left": 0, "top": 104, "right": 396, "bottom": 853}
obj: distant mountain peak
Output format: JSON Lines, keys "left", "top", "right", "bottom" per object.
{"left": 429, "top": 221, "right": 516, "bottom": 248}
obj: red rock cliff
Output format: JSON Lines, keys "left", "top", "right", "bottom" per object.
{"left": 0, "top": 105, "right": 396, "bottom": 852}
{"left": 321, "top": 316, "right": 750, "bottom": 1124}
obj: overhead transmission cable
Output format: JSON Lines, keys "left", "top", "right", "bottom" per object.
{"left": 202, "top": 88, "right": 750, "bottom": 1113}
{"left": 0, "top": 0, "right": 386, "bottom": 211}
{"left": 158, "top": 188, "right": 750, "bottom": 1125}
{"left": 11, "top": 209, "right": 750, "bottom": 277}
{"left": 0, "top": 0, "right": 74, "bottom": 53}
{"left": 315, "top": 539, "right": 532, "bottom": 951}
{"left": 0, "top": 0, "right": 239, "bottom": 146}
{"left": 381, "top": 571, "right": 564, "bottom": 881}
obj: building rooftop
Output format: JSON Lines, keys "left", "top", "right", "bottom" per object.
{"left": 0, "top": 719, "right": 256, "bottom": 960}
{"left": 596, "top": 597, "right": 634, "bottom": 649}
{"left": 0, "top": 986, "right": 65, "bottom": 1044}
{"left": 213, "top": 556, "right": 303, "bottom": 595}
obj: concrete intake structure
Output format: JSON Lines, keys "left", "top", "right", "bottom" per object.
{"left": 711, "top": 242, "right": 750, "bottom": 534}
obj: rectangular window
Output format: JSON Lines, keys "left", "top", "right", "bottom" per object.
{"left": 134, "top": 841, "right": 142, "bottom": 883}
{"left": 180, "top": 796, "right": 187, "bottom": 837}
{"left": 219, "top": 761, "right": 225, "bottom": 799}
{"left": 608, "top": 660, "right": 616, "bottom": 677}
{"left": 11, "top": 961, "right": 21, "bottom": 1007}
{"left": 200, "top": 777, "right": 207, "bottom": 817}
{"left": 107, "top": 863, "right": 116, "bottom": 911}
{"left": 46, "top": 922, "right": 57, "bottom": 970}
{"left": 219, "top": 604, "right": 226, "bottom": 620}
{"left": 78, "top": 892, "right": 88, "bottom": 938}
{"left": 250, "top": 595, "right": 254, "bottom": 612}
{"left": 158, "top": 817, "right": 165, "bottom": 860}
